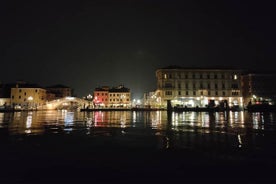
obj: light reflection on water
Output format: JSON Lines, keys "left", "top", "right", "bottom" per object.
{"left": 0, "top": 110, "right": 276, "bottom": 150}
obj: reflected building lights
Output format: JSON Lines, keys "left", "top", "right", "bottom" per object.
{"left": 3, "top": 110, "right": 276, "bottom": 151}
{"left": 0, "top": 113, "right": 4, "bottom": 127}
{"left": 240, "top": 111, "right": 244, "bottom": 124}
{"left": 252, "top": 113, "right": 260, "bottom": 130}
{"left": 237, "top": 134, "right": 242, "bottom": 148}
{"left": 86, "top": 117, "right": 93, "bottom": 128}
{"left": 64, "top": 112, "right": 74, "bottom": 133}
{"left": 25, "top": 112, "right": 33, "bottom": 134}
{"left": 201, "top": 113, "right": 210, "bottom": 128}
{"left": 229, "top": 112, "right": 233, "bottom": 126}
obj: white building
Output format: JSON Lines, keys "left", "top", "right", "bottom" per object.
{"left": 155, "top": 66, "right": 243, "bottom": 108}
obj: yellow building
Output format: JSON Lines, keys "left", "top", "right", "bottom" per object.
{"left": 93, "top": 85, "right": 131, "bottom": 108}
{"left": 11, "top": 84, "right": 47, "bottom": 110}
{"left": 155, "top": 66, "right": 243, "bottom": 108}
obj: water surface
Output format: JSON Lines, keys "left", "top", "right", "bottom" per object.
{"left": 1, "top": 110, "right": 276, "bottom": 183}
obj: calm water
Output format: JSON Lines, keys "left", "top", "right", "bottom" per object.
{"left": 1, "top": 110, "right": 276, "bottom": 183}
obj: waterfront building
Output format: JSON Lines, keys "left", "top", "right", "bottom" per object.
{"left": 93, "top": 86, "right": 109, "bottom": 107}
{"left": 46, "top": 84, "right": 73, "bottom": 101}
{"left": 143, "top": 91, "right": 162, "bottom": 108}
{"left": 108, "top": 85, "right": 131, "bottom": 107}
{"left": 93, "top": 85, "right": 131, "bottom": 108}
{"left": 10, "top": 82, "right": 47, "bottom": 109}
{"left": 241, "top": 73, "right": 276, "bottom": 105}
{"left": 155, "top": 66, "right": 243, "bottom": 108}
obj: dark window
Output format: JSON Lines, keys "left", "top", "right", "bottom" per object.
{"left": 165, "top": 91, "right": 172, "bottom": 96}
{"left": 231, "top": 83, "right": 238, "bottom": 89}
{"left": 200, "top": 83, "right": 203, "bottom": 89}
{"left": 214, "top": 74, "right": 217, "bottom": 79}
{"left": 165, "top": 83, "right": 173, "bottom": 88}
{"left": 178, "top": 91, "right": 181, "bottom": 95}
{"left": 185, "top": 83, "right": 189, "bottom": 89}
{"left": 215, "top": 91, "right": 218, "bottom": 96}
{"left": 186, "top": 91, "right": 189, "bottom": 95}
{"left": 193, "top": 91, "right": 196, "bottom": 95}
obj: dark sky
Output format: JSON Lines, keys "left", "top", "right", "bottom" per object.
{"left": 1, "top": 0, "right": 276, "bottom": 98}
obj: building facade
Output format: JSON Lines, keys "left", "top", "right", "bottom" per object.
{"left": 46, "top": 84, "right": 73, "bottom": 101}
{"left": 93, "top": 85, "right": 131, "bottom": 108}
{"left": 155, "top": 66, "right": 243, "bottom": 108}
{"left": 93, "top": 86, "right": 109, "bottom": 107}
{"left": 10, "top": 83, "right": 47, "bottom": 109}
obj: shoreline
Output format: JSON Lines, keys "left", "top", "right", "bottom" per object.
{"left": 1, "top": 105, "right": 276, "bottom": 113}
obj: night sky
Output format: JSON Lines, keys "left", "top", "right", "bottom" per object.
{"left": 1, "top": 0, "right": 276, "bottom": 98}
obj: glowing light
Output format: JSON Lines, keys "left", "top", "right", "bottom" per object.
{"left": 188, "top": 100, "right": 194, "bottom": 107}
{"left": 26, "top": 112, "right": 32, "bottom": 129}
{"left": 65, "top": 97, "right": 75, "bottom": 100}
{"left": 64, "top": 112, "right": 74, "bottom": 126}
{"left": 238, "top": 134, "right": 242, "bottom": 147}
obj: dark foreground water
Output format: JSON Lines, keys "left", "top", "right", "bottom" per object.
{"left": 1, "top": 110, "right": 276, "bottom": 183}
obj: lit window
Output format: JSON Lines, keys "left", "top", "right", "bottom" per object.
{"left": 234, "top": 74, "right": 238, "bottom": 80}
